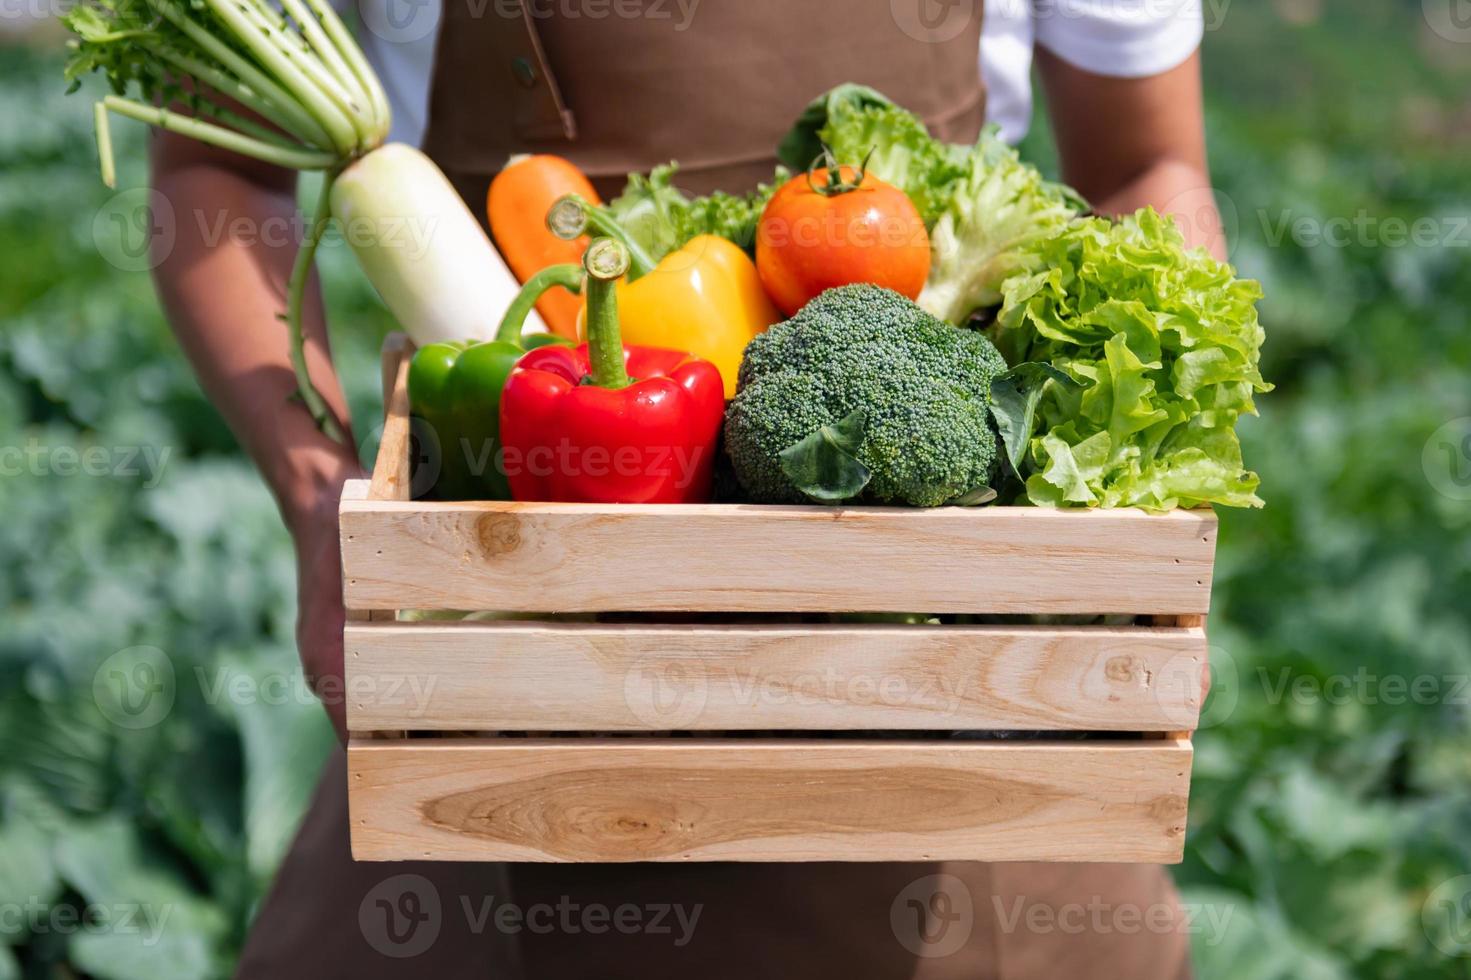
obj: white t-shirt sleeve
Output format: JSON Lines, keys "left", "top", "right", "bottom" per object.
{"left": 1031, "top": 0, "right": 1204, "bottom": 79}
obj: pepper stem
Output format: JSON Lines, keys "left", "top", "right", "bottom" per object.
{"left": 582, "top": 238, "right": 632, "bottom": 390}
{"left": 547, "top": 194, "right": 657, "bottom": 280}
{"left": 494, "top": 264, "right": 584, "bottom": 345}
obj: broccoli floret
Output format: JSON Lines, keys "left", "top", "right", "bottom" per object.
{"left": 723, "top": 284, "right": 1008, "bottom": 507}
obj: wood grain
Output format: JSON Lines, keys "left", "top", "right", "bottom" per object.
{"left": 344, "top": 622, "right": 1205, "bottom": 733}
{"left": 347, "top": 737, "right": 1192, "bottom": 863}
{"left": 368, "top": 334, "right": 413, "bottom": 503}
{"left": 340, "top": 501, "right": 1217, "bottom": 613}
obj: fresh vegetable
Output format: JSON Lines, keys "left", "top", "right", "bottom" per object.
{"left": 499, "top": 239, "right": 725, "bottom": 504}
{"left": 62, "top": 0, "right": 535, "bottom": 441}
{"left": 550, "top": 199, "right": 780, "bottom": 398}
{"left": 408, "top": 266, "right": 578, "bottom": 500}
{"left": 779, "top": 83, "right": 965, "bottom": 229}
{"left": 332, "top": 144, "right": 543, "bottom": 343}
{"left": 582, "top": 234, "right": 778, "bottom": 400}
{"left": 755, "top": 158, "right": 931, "bottom": 317}
{"left": 919, "top": 135, "right": 1082, "bottom": 325}
{"left": 993, "top": 208, "right": 1271, "bottom": 510}
{"left": 780, "top": 85, "right": 1082, "bottom": 325}
{"left": 604, "top": 163, "right": 789, "bottom": 262}
{"left": 487, "top": 154, "right": 601, "bottom": 339}
{"left": 723, "top": 284, "right": 1007, "bottom": 507}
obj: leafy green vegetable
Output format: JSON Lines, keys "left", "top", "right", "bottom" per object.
{"left": 779, "top": 84, "right": 966, "bottom": 227}
{"left": 781, "top": 85, "right": 1083, "bottom": 322}
{"left": 988, "top": 362, "right": 1088, "bottom": 482}
{"left": 606, "top": 162, "right": 788, "bottom": 260}
{"left": 778, "top": 410, "right": 871, "bottom": 502}
{"left": 724, "top": 284, "right": 1007, "bottom": 507}
{"left": 918, "top": 133, "right": 1083, "bottom": 325}
{"left": 994, "top": 208, "right": 1272, "bottom": 510}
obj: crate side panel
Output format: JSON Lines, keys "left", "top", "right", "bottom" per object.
{"left": 340, "top": 503, "right": 1216, "bottom": 614}
{"left": 345, "top": 623, "right": 1205, "bottom": 733}
{"left": 347, "top": 738, "right": 1191, "bottom": 863}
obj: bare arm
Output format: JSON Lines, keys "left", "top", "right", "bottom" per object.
{"left": 1037, "top": 48, "right": 1228, "bottom": 261}
{"left": 150, "top": 131, "right": 359, "bottom": 737}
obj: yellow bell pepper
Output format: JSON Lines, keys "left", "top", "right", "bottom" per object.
{"left": 578, "top": 235, "right": 779, "bottom": 398}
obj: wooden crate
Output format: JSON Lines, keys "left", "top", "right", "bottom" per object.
{"left": 342, "top": 334, "right": 1213, "bottom": 864}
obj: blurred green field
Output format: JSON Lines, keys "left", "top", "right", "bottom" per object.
{"left": 2, "top": 3, "right": 1470, "bottom": 977}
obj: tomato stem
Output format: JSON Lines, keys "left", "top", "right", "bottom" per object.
{"left": 805, "top": 144, "right": 874, "bottom": 197}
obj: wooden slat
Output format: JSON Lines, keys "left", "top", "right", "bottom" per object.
{"left": 344, "top": 622, "right": 1205, "bottom": 733}
{"left": 340, "top": 502, "right": 1216, "bottom": 613}
{"left": 347, "top": 737, "right": 1192, "bottom": 863}
{"left": 1156, "top": 613, "right": 1208, "bottom": 740}
{"left": 368, "top": 334, "right": 413, "bottom": 503}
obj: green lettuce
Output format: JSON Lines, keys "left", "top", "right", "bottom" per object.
{"left": 994, "top": 208, "right": 1271, "bottom": 510}
{"left": 918, "top": 133, "right": 1083, "bottom": 324}
{"left": 606, "top": 163, "right": 787, "bottom": 261}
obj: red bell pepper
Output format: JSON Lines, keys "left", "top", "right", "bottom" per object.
{"left": 499, "top": 238, "right": 725, "bottom": 503}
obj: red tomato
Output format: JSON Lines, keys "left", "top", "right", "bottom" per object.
{"left": 755, "top": 166, "right": 930, "bottom": 317}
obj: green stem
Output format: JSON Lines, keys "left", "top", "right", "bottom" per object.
{"left": 232, "top": 0, "right": 368, "bottom": 139}
{"left": 103, "top": 96, "right": 338, "bottom": 169}
{"left": 146, "top": 0, "right": 337, "bottom": 152}
{"left": 200, "top": 0, "right": 359, "bottom": 155}
{"left": 276, "top": 0, "right": 372, "bottom": 120}
{"left": 302, "top": 0, "right": 390, "bottom": 140}
{"left": 283, "top": 170, "right": 345, "bottom": 442}
{"left": 547, "top": 195, "right": 657, "bottom": 280}
{"left": 154, "top": 46, "right": 324, "bottom": 146}
{"left": 582, "top": 238, "right": 632, "bottom": 389}
{"left": 94, "top": 102, "right": 116, "bottom": 189}
{"left": 494, "top": 264, "right": 583, "bottom": 345}
{"left": 186, "top": 91, "right": 310, "bottom": 150}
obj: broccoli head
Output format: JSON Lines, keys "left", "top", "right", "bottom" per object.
{"left": 723, "top": 284, "right": 1008, "bottom": 507}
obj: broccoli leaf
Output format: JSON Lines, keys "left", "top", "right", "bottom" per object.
{"left": 778, "top": 409, "right": 872, "bottom": 503}
{"left": 950, "top": 486, "right": 998, "bottom": 506}
{"left": 989, "top": 362, "right": 1089, "bottom": 481}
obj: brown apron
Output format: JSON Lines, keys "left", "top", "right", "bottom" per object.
{"left": 238, "top": 5, "right": 1193, "bottom": 976}
{"left": 422, "top": 0, "right": 989, "bottom": 197}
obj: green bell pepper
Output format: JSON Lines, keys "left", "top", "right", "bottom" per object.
{"left": 408, "top": 266, "right": 582, "bottom": 499}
